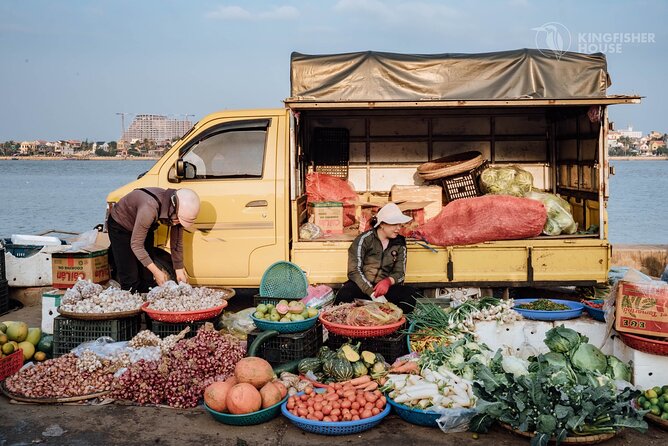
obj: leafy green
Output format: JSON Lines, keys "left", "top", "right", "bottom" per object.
{"left": 471, "top": 327, "right": 646, "bottom": 444}
{"left": 544, "top": 325, "right": 586, "bottom": 353}
{"left": 570, "top": 343, "right": 608, "bottom": 374}
{"left": 605, "top": 355, "right": 632, "bottom": 382}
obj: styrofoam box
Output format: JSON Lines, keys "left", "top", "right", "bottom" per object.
{"left": 41, "top": 289, "right": 63, "bottom": 334}
{"left": 613, "top": 336, "right": 668, "bottom": 390}
{"left": 475, "top": 318, "right": 614, "bottom": 357}
{"left": 5, "top": 245, "right": 66, "bottom": 287}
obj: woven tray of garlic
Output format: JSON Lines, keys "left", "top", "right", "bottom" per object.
{"left": 58, "top": 279, "right": 145, "bottom": 319}
{"left": 144, "top": 281, "right": 231, "bottom": 312}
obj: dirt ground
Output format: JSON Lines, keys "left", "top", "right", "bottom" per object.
{"left": 1, "top": 295, "right": 667, "bottom": 446}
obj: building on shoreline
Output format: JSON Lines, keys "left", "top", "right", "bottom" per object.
{"left": 121, "top": 114, "right": 192, "bottom": 143}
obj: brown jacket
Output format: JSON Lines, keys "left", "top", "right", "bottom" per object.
{"left": 109, "top": 187, "right": 184, "bottom": 269}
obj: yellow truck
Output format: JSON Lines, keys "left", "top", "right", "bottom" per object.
{"left": 107, "top": 49, "right": 639, "bottom": 290}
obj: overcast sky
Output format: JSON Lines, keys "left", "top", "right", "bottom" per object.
{"left": 1, "top": 0, "right": 664, "bottom": 141}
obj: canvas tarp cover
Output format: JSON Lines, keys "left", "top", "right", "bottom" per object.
{"left": 290, "top": 49, "right": 611, "bottom": 102}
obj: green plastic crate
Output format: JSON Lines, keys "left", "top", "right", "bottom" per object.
{"left": 52, "top": 315, "right": 142, "bottom": 357}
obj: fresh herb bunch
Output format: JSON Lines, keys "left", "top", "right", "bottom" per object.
{"left": 517, "top": 299, "right": 570, "bottom": 311}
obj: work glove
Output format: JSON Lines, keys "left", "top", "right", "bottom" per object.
{"left": 373, "top": 277, "right": 393, "bottom": 298}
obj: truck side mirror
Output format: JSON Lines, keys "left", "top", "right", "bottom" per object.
{"left": 174, "top": 159, "right": 196, "bottom": 180}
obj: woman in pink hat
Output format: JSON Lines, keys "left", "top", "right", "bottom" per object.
{"left": 337, "top": 202, "right": 418, "bottom": 313}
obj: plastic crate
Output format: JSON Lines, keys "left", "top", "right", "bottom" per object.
{"left": 0, "top": 280, "right": 8, "bottom": 314}
{"left": 253, "top": 295, "right": 282, "bottom": 307}
{"left": 437, "top": 161, "right": 488, "bottom": 203}
{"left": 52, "top": 315, "right": 142, "bottom": 357}
{"left": 312, "top": 127, "right": 349, "bottom": 179}
{"left": 147, "top": 317, "right": 216, "bottom": 339}
{"left": 246, "top": 323, "right": 322, "bottom": 366}
{"left": 326, "top": 330, "right": 408, "bottom": 364}
{"left": 0, "top": 349, "right": 23, "bottom": 381}
{"left": 0, "top": 247, "right": 5, "bottom": 280}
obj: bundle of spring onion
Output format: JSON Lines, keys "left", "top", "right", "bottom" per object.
{"left": 381, "top": 366, "right": 476, "bottom": 411}
{"left": 407, "top": 299, "right": 521, "bottom": 353}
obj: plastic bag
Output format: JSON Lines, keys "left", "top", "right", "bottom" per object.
{"left": 299, "top": 223, "right": 323, "bottom": 240}
{"left": 301, "top": 285, "right": 335, "bottom": 308}
{"left": 65, "top": 229, "right": 100, "bottom": 252}
{"left": 220, "top": 308, "right": 257, "bottom": 339}
{"left": 526, "top": 190, "right": 577, "bottom": 236}
{"left": 435, "top": 407, "right": 478, "bottom": 433}
{"left": 480, "top": 165, "right": 534, "bottom": 197}
{"left": 306, "top": 173, "right": 358, "bottom": 227}
{"left": 71, "top": 337, "right": 161, "bottom": 363}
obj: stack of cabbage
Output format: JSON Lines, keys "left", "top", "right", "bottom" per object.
{"left": 526, "top": 190, "right": 578, "bottom": 236}
{"left": 479, "top": 165, "right": 534, "bottom": 197}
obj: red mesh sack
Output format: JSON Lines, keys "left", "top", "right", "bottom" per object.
{"left": 413, "top": 195, "right": 547, "bottom": 246}
{"left": 306, "top": 173, "right": 358, "bottom": 227}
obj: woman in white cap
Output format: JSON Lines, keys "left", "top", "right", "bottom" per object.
{"left": 107, "top": 187, "right": 200, "bottom": 292}
{"left": 337, "top": 202, "right": 418, "bottom": 313}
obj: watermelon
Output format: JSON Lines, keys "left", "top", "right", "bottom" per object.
{"left": 37, "top": 334, "right": 53, "bottom": 357}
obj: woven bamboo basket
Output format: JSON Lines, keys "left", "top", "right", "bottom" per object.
{"left": 646, "top": 413, "right": 668, "bottom": 431}
{"left": 1, "top": 382, "right": 111, "bottom": 404}
{"left": 417, "top": 151, "right": 484, "bottom": 180}
{"left": 499, "top": 423, "right": 618, "bottom": 445}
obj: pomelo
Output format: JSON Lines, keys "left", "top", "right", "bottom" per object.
{"left": 6, "top": 322, "right": 28, "bottom": 342}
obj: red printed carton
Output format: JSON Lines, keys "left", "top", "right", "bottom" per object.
{"left": 615, "top": 280, "right": 668, "bottom": 338}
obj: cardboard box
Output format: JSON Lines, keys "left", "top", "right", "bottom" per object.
{"left": 309, "top": 201, "right": 344, "bottom": 234}
{"left": 390, "top": 185, "right": 442, "bottom": 221}
{"left": 51, "top": 247, "right": 110, "bottom": 289}
{"left": 615, "top": 280, "right": 668, "bottom": 338}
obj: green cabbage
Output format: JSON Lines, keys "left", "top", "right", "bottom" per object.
{"left": 544, "top": 325, "right": 585, "bottom": 353}
{"left": 526, "top": 190, "right": 578, "bottom": 236}
{"left": 606, "top": 355, "right": 632, "bottom": 382}
{"left": 480, "top": 165, "right": 534, "bottom": 197}
{"left": 570, "top": 343, "right": 608, "bottom": 374}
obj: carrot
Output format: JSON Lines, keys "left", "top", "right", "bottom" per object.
{"left": 361, "top": 382, "right": 378, "bottom": 391}
{"left": 348, "top": 375, "right": 371, "bottom": 386}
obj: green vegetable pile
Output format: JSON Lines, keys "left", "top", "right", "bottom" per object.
{"left": 418, "top": 335, "right": 492, "bottom": 381}
{"left": 517, "top": 299, "right": 570, "bottom": 311}
{"left": 470, "top": 325, "right": 646, "bottom": 445}
{"left": 636, "top": 385, "right": 668, "bottom": 420}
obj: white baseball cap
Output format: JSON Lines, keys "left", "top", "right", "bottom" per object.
{"left": 374, "top": 202, "right": 412, "bottom": 228}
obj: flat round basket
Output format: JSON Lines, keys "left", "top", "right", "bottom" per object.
{"left": 513, "top": 299, "right": 584, "bottom": 321}
{"left": 260, "top": 261, "right": 308, "bottom": 299}
{"left": 142, "top": 301, "right": 228, "bottom": 323}
{"left": 646, "top": 413, "right": 668, "bottom": 431}
{"left": 205, "top": 396, "right": 287, "bottom": 426}
{"left": 619, "top": 332, "right": 668, "bottom": 356}
{"left": 386, "top": 397, "right": 440, "bottom": 427}
{"left": 251, "top": 313, "right": 318, "bottom": 334}
{"left": 499, "top": 423, "right": 617, "bottom": 444}
{"left": 417, "top": 151, "right": 484, "bottom": 180}
{"left": 56, "top": 307, "right": 143, "bottom": 321}
{"left": 281, "top": 391, "right": 390, "bottom": 435}
{"left": 319, "top": 315, "right": 405, "bottom": 338}
{"left": 1, "top": 382, "right": 111, "bottom": 404}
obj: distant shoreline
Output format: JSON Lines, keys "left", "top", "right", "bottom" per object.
{"left": 609, "top": 156, "right": 667, "bottom": 161}
{"left": 0, "top": 156, "right": 159, "bottom": 161}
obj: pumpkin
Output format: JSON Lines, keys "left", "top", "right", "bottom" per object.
{"left": 272, "top": 380, "right": 287, "bottom": 398}
{"left": 226, "top": 383, "right": 262, "bottom": 414}
{"left": 331, "top": 358, "right": 354, "bottom": 382}
{"left": 259, "top": 382, "right": 283, "bottom": 408}
{"left": 298, "top": 357, "right": 322, "bottom": 375}
{"left": 204, "top": 380, "right": 235, "bottom": 412}
{"left": 351, "top": 361, "right": 369, "bottom": 378}
{"left": 234, "top": 357, "right": 274, "bottom": 389}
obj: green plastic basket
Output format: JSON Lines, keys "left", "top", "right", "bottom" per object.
{"left": 204, "top": 395, "right": 287, "bottom": 425}
{"left": 259, "top": 261, "right": 308, "bottom": 299}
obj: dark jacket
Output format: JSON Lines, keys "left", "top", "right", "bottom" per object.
{"left": 347, "top": 229, "right": 407, "bottom": 296}
{"left": 109, "top": 187, "right": 184, "bottom": 269}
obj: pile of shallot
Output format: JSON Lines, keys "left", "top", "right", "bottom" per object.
{"left": 112, "top": 324, "right": 245, "bottom": 407}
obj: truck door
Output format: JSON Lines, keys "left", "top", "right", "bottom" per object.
{"left": 158, "top": 116, "right": 282, "bottom": 285}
